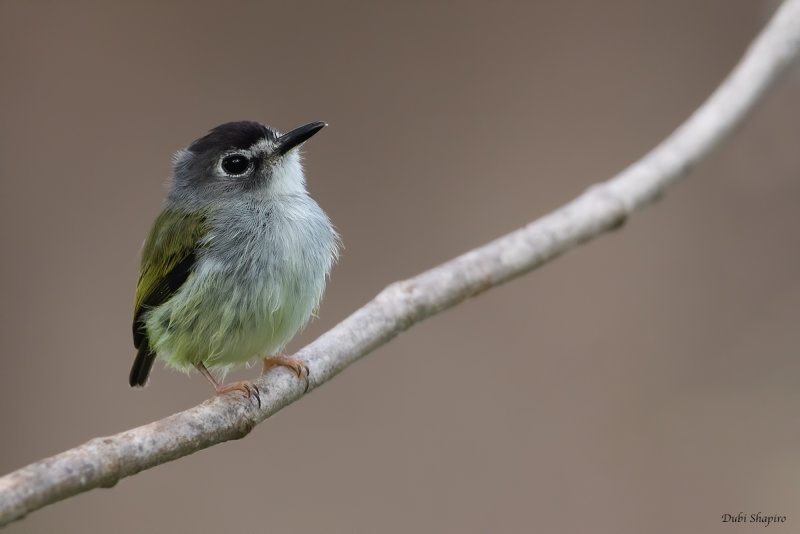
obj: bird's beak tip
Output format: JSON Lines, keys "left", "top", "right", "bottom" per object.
{"left": 276, "top": 121, "right": 327, "bottom": 154}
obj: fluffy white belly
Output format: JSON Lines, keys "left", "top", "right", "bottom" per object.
{"left": 145, "top": 197, "right": 337, "bottom": 373}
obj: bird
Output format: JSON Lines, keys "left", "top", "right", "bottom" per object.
{"left": 129, "top": 120, "right": 339, "bottom": 403}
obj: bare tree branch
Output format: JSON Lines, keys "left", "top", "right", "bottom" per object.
{"left": 2, "top": 0, "right": 800, "bottom": 527}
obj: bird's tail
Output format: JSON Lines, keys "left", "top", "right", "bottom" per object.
{"left": 129, "top": 341, "right": 156, "bottom": 387}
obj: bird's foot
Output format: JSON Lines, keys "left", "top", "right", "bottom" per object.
{"left": 262, "top": 355, "right": 310, "bottom": 393}
{"left": 196, "top": 362, "right": 261, "bottom": 408}
{"left": 213, "top": 380, "right": 260, "bottom": 408}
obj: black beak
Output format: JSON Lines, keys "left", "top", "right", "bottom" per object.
{"left": 276, "top": 121, "right": 327, "bottom": 155}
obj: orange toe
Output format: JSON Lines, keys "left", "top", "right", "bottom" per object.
{"left": 262, "top": 355, "right": 310, "bottom": 392}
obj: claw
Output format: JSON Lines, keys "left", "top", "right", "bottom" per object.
{"left": 217, "top": 380, "right": 260, "bottom": 407}
{"left": 195, "top": 362, "right": 261, "bottom": 408}
{"left": 263, "top": 355, "right": 311, "bottom": 393}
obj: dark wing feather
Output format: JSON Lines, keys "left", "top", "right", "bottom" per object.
{"left": 130, "top": 210, "right": 207, "bottom": 387}
{"left": 129, "top": 251, "right": 196, "bottom": 386}
{"left": 132, "top": 251, "right": 196, "bottom": 350}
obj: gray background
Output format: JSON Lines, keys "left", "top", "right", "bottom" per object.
{"left": 1, "top": 1, "right": 799, "bottom": 533}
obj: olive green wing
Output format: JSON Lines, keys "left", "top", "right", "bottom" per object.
{"left": 130, "top": 209, "right": 208, "bottom": 386}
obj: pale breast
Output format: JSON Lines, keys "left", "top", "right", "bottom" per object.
{"left": 196, "top": 194, "right": 338, "bottom": 358}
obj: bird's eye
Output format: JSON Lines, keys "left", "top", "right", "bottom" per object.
{"left": 221, "top": 154, "right": 250, "bottom": 176}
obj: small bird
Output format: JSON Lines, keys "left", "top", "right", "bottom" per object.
{"left": 130, "top": 120, "right": 339, "bottom": 402}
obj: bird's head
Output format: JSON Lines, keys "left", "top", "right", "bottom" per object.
{"left": 167, "top": 120, "right": 326, "bottom": 206}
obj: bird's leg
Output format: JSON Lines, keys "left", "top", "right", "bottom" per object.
{"left": 196, "top": 362, "right": 260, "bottom": 407}
{"left": 262, "top": 355, "right": 310, "bottom": 392}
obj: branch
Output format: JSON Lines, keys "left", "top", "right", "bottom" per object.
{"left": 2, "top": 0, "right": 800, "bottom": 526}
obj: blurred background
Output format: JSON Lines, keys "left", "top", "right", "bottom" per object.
{"left": 1, "top": 1, "right": 799, "bottom": 532}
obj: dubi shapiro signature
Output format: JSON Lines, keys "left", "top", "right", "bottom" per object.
{"left": 722, "top": 513, "right": 786, "bottom": 526}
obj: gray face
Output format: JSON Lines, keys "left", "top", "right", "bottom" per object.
{"left": 171, "top": 121, "right": 282, "bottom": 201}
{"left": 166, "top": 120, "right": 325, "bottom": 209}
